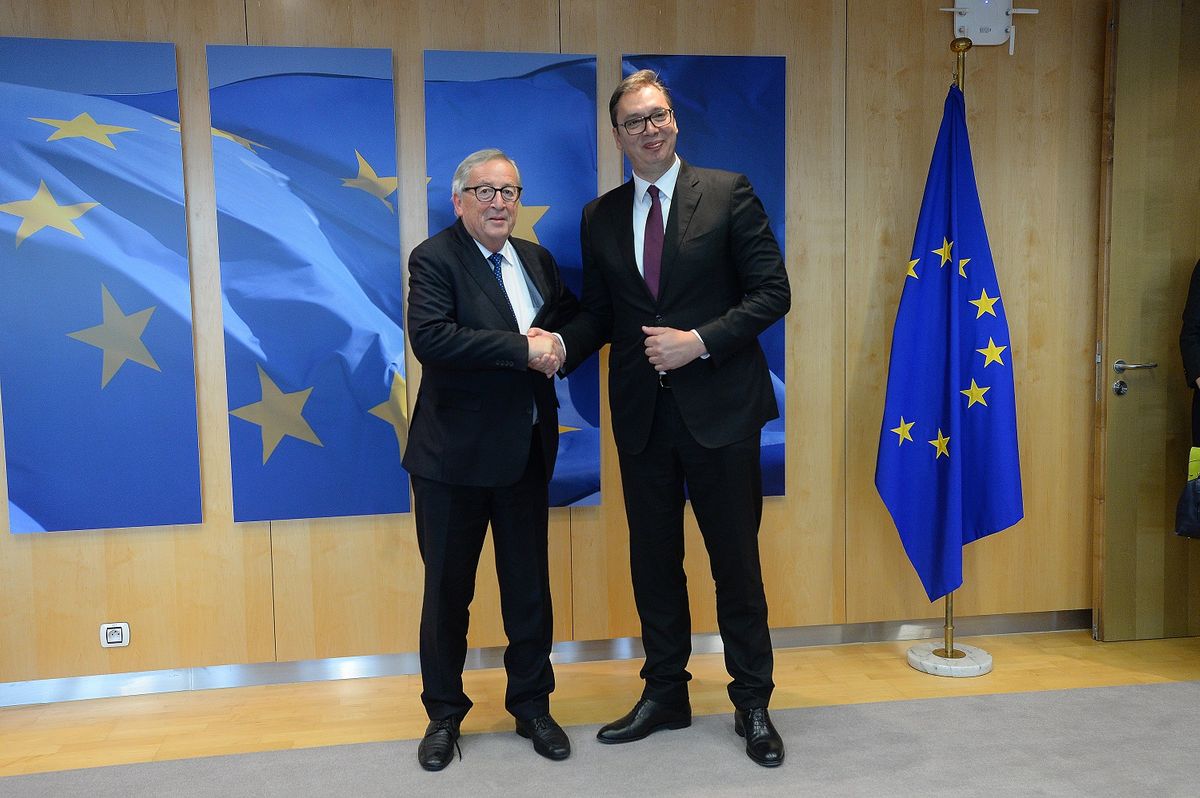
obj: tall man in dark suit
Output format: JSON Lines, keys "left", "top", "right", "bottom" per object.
{"left": 404, "top": 149, "right": 577, "bottom": 771}
{"left": 532, "top": 70, "right": 790, "bottom": 767}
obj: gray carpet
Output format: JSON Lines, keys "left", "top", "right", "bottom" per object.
{"left": 3, "top": 682, "right": 1197, "bottom": 797}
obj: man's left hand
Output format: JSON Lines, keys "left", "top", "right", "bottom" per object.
{"left": 642, "top": 326, "right": 705, "bottom": 371}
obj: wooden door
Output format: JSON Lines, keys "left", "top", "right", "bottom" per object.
{"left": 1097, "top": 0, "right": 1200, "bottom": 640}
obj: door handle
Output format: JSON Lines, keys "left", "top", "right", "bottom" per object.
{"left": 1113, "top": 359, "right": 1157, "bottom": 374}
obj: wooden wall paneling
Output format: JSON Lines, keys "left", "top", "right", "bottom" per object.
{"left": 0, "top": 0, "right": 274, "bottom": 682}
{"left": 845, "top": 1, "right": 955, "bottom": 621}
{"left": 561, "top": 0, "right": 846, "bottom": 640}
{"left": 0, "top": 0, "right": 1122, "bottom": 684}
{"left": 845, "top": 1, "right": 1104, "bottom": 623}
{"left": 957, "top": 0, "right": 1103, "bottom": 615}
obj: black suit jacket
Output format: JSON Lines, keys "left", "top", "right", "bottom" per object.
{"left": 1180, "top": 258, "right": 1200, "bottom": 445}
{"left": 403, "top": 219, "right": 578, "bottom": 486}
{"left": 559, "top": 160, "right": 790, "bottom": 453}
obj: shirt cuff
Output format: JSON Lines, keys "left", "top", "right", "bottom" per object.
{"left": 551, "top": 333, "right": 566, "bottom": 361}
{"left": 691, "top": 329, "right": 709, "bottom": 360}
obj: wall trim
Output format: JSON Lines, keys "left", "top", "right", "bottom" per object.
{"left": 0, "top": 609, "right": 1090, "bottom": 708}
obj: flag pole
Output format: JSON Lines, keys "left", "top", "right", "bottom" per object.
{"left": 930, "top": 37, "right": 975, "bottom": 663}
{"left": 905, "top": 37, "right": 994, "bottom": 677}
{"left": 952, "top": 36, "right": 971, "bottom": 93}
{"left": 933, "top": 591, "right": 964, "bottom": 659}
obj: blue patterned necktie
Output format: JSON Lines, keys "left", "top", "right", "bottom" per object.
{"left": 487, "top": 252, "right": 514, "bottom": 311}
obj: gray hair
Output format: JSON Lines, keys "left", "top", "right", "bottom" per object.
{"left": 451, "top": 149, "right": 521, "bottom": 196}
{"left": 608, "top": 69, "right": 673, "bottom": 128}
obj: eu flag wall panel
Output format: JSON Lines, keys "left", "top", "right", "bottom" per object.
{"left": 424, "top": 51, "right": 601, "bottom": 507}
{"left": 624, "top": 55, "right": 788, "bottom": 497}
{"left": 0, "top": 37, "right": 203, "bottom": 533}
{"left": 207, "top": 45, "right": 409, "bottom": 522}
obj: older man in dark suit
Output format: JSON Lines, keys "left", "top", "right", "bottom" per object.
{"left": 533, "top": 70, "right": 790, "bottom": 767}
{"left": 404, "top": 149, "right": 577, "bottom": 771}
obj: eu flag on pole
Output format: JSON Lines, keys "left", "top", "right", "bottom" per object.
{"left": 875, "top": 85, "right": 1023, "bottom": 602}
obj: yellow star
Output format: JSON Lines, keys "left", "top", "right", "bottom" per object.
{"left": 958, "top": 257, "right": 970, "bottom": 278}
{"left": 368, "top": 370, "right": 408, "bottom": 450}
{"left": 969, "top": 288, "right": 1000, "bottom": 318}
{"left": 932, "top": 237, "right": 953, "bottom": 267}
{"left": 928, "top": 428, "right": 950, "bottom": 459}
{"left": 155, "top": 117, "right": 265, "bottom": 151}
{"left": 66, "top": 285, "right": 160, "bottom": 388}
{"left": 906, "top": 258, "right": 919, "bottom": 279}
{"left": 558, "top": 424, "right": 581, "bottom": 434}
{"left": 30, "top": 112, "right": 135, "bottom": 149}
{"left": 212, "top": 126, "right": 266, "bottom": 152}
{"left": 230, "top": 365, "right": 323, "bottom": 464}
{"left": 511, "top": 204, "right": 549, "bottom": 244}
{"left": 342, "top": 150, "right": 398, "bottom": 213}
{"left": 960, "top": 378, "right": 991, "bottom": 408}
{"left": 890, "top": 416, "right": 915, "bottom": 445}
{"left": 977, "top": 337, "right": 1007, "bottom": 367}
{"left": 0, "top": 180, "right": 98, "bottom": 247}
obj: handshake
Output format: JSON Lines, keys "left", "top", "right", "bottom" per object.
{"left": 526, "top": 327, "right": 565, "bottom": 378}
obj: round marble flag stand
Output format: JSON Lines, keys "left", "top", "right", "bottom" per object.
{"left": 907, "top": 642, "right": 993, "bottom": 677}
{"left": 907, "top": 591, "right": 993, "bottom": 677}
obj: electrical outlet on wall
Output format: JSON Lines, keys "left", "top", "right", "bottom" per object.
{"left": 100, "top": 622, "right": 130, "bottom": 648}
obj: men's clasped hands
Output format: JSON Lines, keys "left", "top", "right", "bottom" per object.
{"left": 526, "top": 327, "right": 563, "bottom": 377}
{"left": 527, "top": 324, "right": 703, "bottom": 378}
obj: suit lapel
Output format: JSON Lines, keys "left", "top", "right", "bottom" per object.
{"left": 452, "top": 220, "right": 519, "bottom": 330}
{"left": 512, "top": 238, "right": 552, "bottom": 326}
{"left": 659, "top": 161, "right": 700, "bottom": 301}
{"left": 608, "top": 181, "right": 647, "bottom": 300}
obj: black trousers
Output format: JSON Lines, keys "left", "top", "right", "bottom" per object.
{"left": 412, "top": 426, "right": 554, "bottom": 722}
{"left": 617, "top": 388, "right": 775, "bottom": 710}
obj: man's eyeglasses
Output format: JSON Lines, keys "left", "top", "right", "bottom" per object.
{"left": 618, "top": 108, "right": 674, "bottom": 135}
{"left": 462, "top": 184, "right": 522, "bottom": 203}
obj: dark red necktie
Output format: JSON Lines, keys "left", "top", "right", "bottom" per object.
{"left": 643, "top": 185, "right": 663, "bottom": 299}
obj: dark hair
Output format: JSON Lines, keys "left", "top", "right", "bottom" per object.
{"left": 608, "top": 69, "right": 673, "bottom": 128}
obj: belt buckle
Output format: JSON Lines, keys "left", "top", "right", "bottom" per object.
{"left": 658, "top": 372, "right": 670, "bottom": 388}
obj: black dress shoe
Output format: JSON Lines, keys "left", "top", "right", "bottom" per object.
{"left": 596, "top": 698, "right": 691, "bottom": 744}
{"left": 417, "top": 717, "right": 461, "bottom": 771}
{"left": 515, "top": 713, "right": 571, "bottom": 760}
{"left": 734, "top": 707, "right": 784, "bottom": 767}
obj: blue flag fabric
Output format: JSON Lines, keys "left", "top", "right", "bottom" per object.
{"left": 623, "top": 55, "right": 787, "bottom": 497}
{"left": 207, "top": 46, "right": 409, "bottom": 522}
{"left": 0, "top": 38, "right": 202, "bottom": 533}
{"left": 875, "top": 85, "right": 1024, "bottom": 602}
{"left": 424, "top": 51, "right": 600, "bottom": 507}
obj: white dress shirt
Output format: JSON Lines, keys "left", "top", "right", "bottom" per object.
{"left": 473, "top": 237, "right": 543, "bottom": 422}
{"left": 630, "top": 156, "right": 707, "bottom": 359}
{"left": 473, "top": 238, "right": 539, "bottom": 333}
{"left": 632, "top": 156, "right": 681, "bottom": 277}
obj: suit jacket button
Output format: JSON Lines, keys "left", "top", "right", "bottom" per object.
{"left": 655, "top": 315, "right": 664, "bottom": 322}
